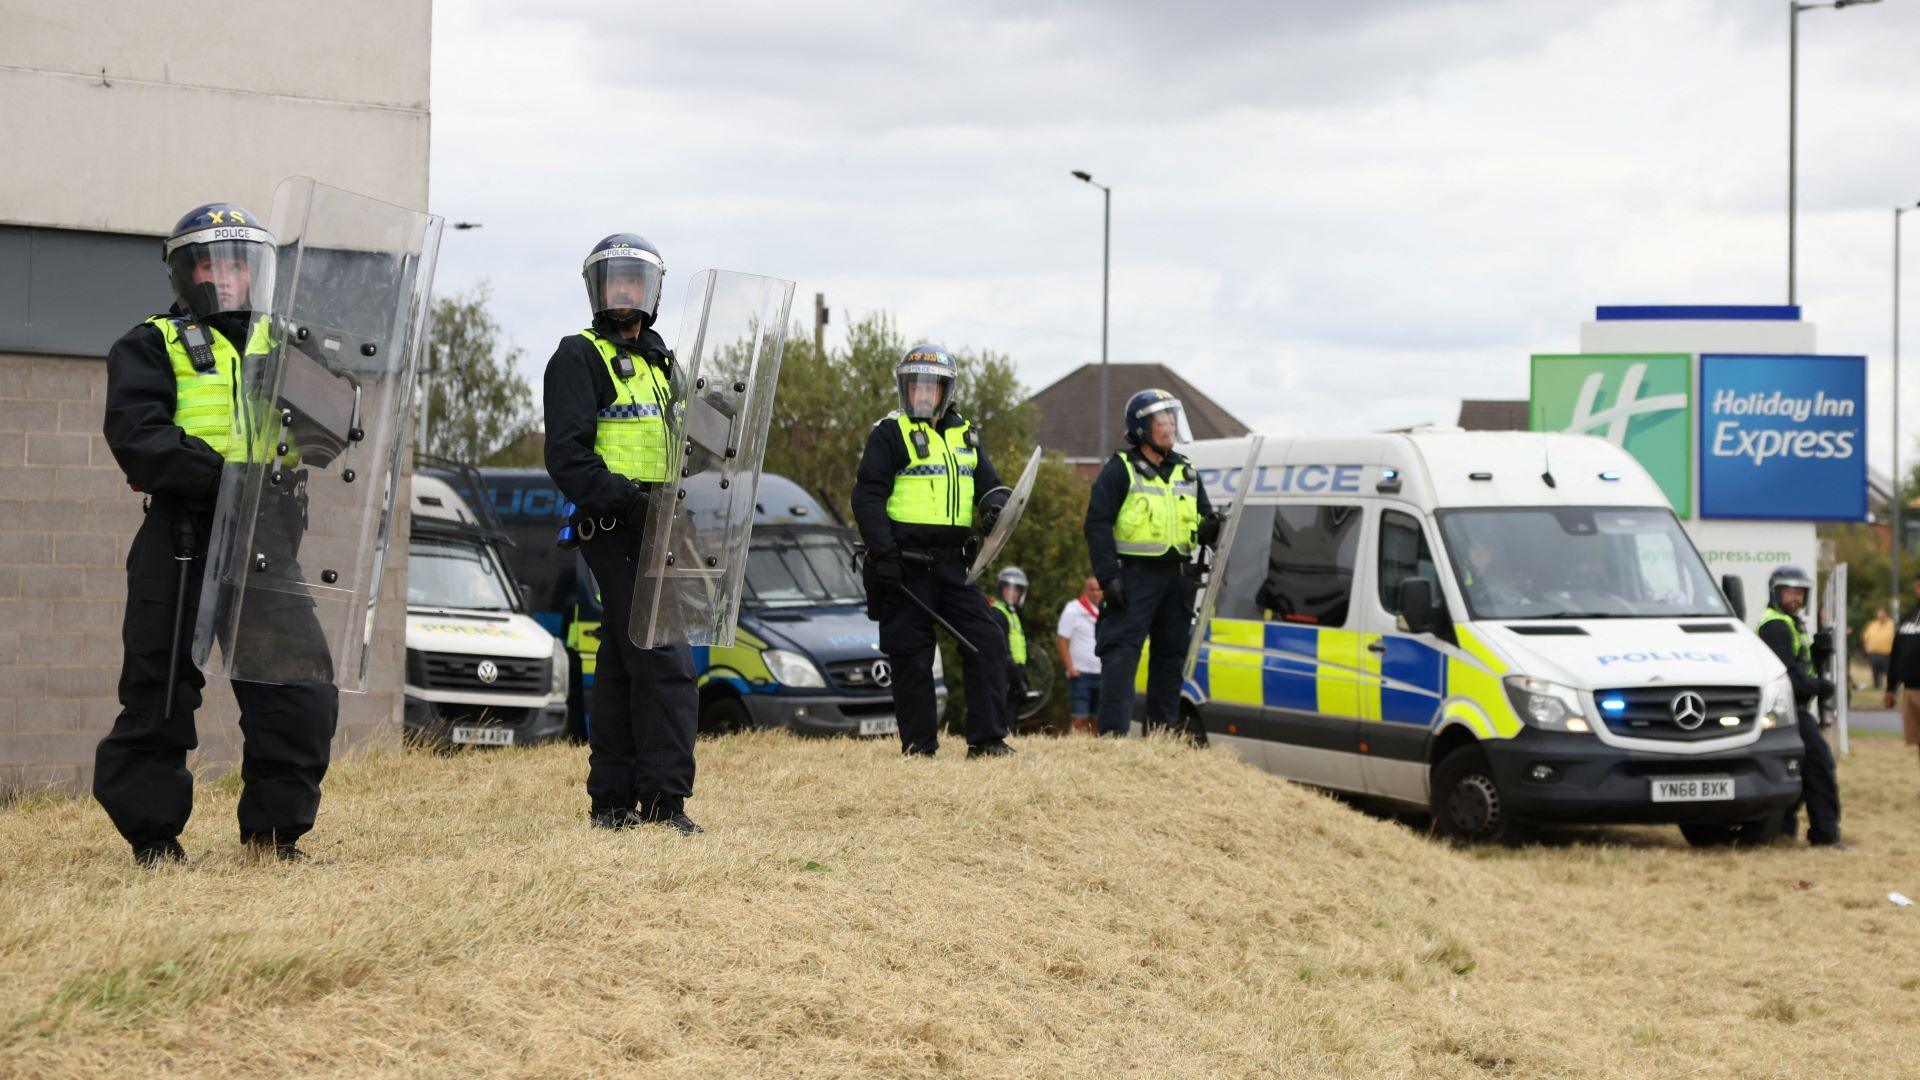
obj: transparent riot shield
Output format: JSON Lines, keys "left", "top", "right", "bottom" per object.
{"left": 1184, "top": 436, "right": 1266, "bottom": 681}
{"left": 193, "top": 176, "right": 443, "bottom": 691}
{"left": 966, "top": 447, "right": 1043, "bottom": 584}
{"left": 629, "top": 270, "right": 796, "bottom": 648}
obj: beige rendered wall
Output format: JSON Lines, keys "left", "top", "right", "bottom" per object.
{"left": 0, "top": 1, "right": 430, "bottom": 796}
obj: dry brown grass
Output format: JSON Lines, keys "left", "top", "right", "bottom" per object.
{"left": 3, "top": 731, "right": 1919, "bottom": 1078}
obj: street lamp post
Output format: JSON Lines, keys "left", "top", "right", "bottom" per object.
{"left": 1895, "top": 202, "right": 1919, "bottom": 619}
{"left": 1071, "top": 170, "right": 1112, "bottom": 460}
{"left": 1788, "top": 0, "right": 1880, "bottom": 305}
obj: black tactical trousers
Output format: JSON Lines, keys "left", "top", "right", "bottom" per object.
{"left": 93, "top": 496, "right": 338, "bottom": 849}
{"left": 1785, "top": 711, "right": 1842, "bottom": 845}
{"left": 1094, "top": 564, "right": 1197, "bottom": 737}
{"left": 876, "top": 557, "right": 1008, "bottom": 754}
{"left": 580, "top": 524, "right": 697, "bottom": 818}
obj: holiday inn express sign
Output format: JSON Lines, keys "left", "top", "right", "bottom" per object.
{"left": 1529, "top": 354, "right": 1692, "bottom": 515}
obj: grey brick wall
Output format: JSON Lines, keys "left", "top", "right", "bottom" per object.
{"left": 0, "top": 351, "right": 405, "bottom": 800}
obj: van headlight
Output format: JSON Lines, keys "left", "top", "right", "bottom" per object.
{"left": 1503, "top": 676, "right": 1592, "bottom": 733}
{"left": 550, "top": 639, "right": 569, "bottom": 696}
{"left": 763, "top": 649, "right": 826, "bottom": 689}
{"left": 1759, "top": 672, "right": 1795, "bottom": 730}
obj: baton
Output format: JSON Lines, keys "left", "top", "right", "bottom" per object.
{"left": 886, "top": 580, "right": 980, "bottom": 656}
{"left": 163, "top": 515, "right": 199, "bottom": 721}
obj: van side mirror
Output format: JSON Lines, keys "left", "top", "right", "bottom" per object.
{"left": 1398, "top": 578, "right": 1437, "bottom": 634}
{"left": 519, "top": 583, "right": 534, "bottom": 611}
{"left": 1720, "top": 574, "right": 1745, "bottom": 622}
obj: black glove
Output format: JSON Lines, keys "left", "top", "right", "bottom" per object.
{"left": 1196, "top": 510, "right": 1226, "bottom": 548}
{"left": 621, "top": 486, "right": 650, "bottom": 529}
{"left": 975, "top": 487, "right": 1011, "bottom": 535}
{"left": 1101, "top": 576, "right": 1126, "bottom": 613}
{"left": 1811, "top": 630, "right": 1835, "bottom": 667}
{"left": 869, "top": 551, "right": 904, "bottom": 588}
{"left": 1814, "top": 676, "right": 1836, "bottom": 700}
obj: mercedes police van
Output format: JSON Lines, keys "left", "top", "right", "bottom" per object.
{"left": 404, "top": 468, "right": 569, "bottom": 747}
{"left": 479, "top": 469, "right": 941, "bottom": 737}
{"left": 1178, "top": 429, "right": 1803, "bottom": 846}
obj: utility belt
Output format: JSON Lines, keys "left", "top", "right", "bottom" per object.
{"left": 901, "top": 544, "right": 973, "bottom": 567}
{"left": 1119, "top": 554, "right": 1202, "bottom": 579}
{"left": 558, "top": 500, "right": 643, "bottom": 549}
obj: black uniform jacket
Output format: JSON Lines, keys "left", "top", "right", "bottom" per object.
{"left": 542, "top": 327, "right": 674, "bottom": 520}
{"left": 1886, "top": 612, "right": 1920, "bottom": 694}
{"left": 1756, "top": 609, "right": 1824, "bottom": 710}
{"left": 1083, "top": 446, "right": 1214, "bottom": 586}
{"left": 102, "top": 309, "right": 226, "bottom": 504}
{"left": 851, "top": 410, "right": 1003, "bottom": 560}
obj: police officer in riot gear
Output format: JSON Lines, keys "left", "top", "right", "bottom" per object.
{"left": 544, "top": 234, "right": 701, "bottom": 834}
{"left": 96, "top": 203, "right": 341, "bottom": 866}
{"left": 1755, "top": 565, "right": 1846, "bottom": 848}
{"left": 986, "top": 566, "right": 1033, "bottom": 729}
{"left": 852, "top": 344, "right": 1015, "bottom": 758}
{"left": 1085, "top": 390, "right": 1221, "bottom": 738}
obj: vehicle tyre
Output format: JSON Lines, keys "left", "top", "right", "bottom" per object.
{"left": 1680, "top": 812, "right": 1783, "bottom": 848}
{"left": 1431, "top": 745, "right": 1523, "bottom": 845}
{"left": 700, "top": 694, "right": 752, "bottom": 737}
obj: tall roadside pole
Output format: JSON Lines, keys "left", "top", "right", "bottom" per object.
{"left": 1895, "top": 203, "right": 1917, "bottom": 619}
{"left": 1787, "top": 0, "right": 1882, "bottom": 304}
{"left": 814, "top": 293, "right": 828, "bottom": 358}
{"left": 1071, "top": 170, "right": 1112, "bottom": 458}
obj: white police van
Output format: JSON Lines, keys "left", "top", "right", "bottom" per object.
{"left": 1177, "top": 429, "right": 1803, "bottom": 845}
{"left": 404, "top": 470, "right": 569, "bottom": 747}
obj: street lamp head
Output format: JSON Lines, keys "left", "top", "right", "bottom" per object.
{"left": 452, "top": 221, "right": 484, "bottom": 230}
{"left": 1834, "top": 0, "right": 1881, "bottom": 8}
{"left": 1070, "top": 170, "right": 1093, "bottom": 183}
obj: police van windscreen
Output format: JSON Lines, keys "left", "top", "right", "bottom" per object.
{"left": 743, "top": 530, "right": 864, "bottom": 608}
{"left": 1436, "top": 507, "right": 1730, "bottom": 621}
{"left": 408, "top": 536, "right": 517, "bottom": 612}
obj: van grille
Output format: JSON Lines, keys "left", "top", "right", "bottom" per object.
{"left": 1596, "top": 685, "right": 1759, "bottom": 741}
{"left": 825, "top": 659, "right": 893, "bottom": 694}
{"left": 416, "top": 651, "right": 549, "bottom": 693}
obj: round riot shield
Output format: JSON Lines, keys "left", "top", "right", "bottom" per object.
{"left": 628, "top": 270, "right": 797, "bottom": 649}
{"left": 966, "top": 447, "right": 1043, "bottom": 585}
{"left": 192, "top": 176, "right": 443, "bottom": 691}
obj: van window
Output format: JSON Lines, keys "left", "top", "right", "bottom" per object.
{"left": 1252, "top": 505, "right": 1361, "bottom": 627}
{"left": 743, "top": 529, "right": 865, "bottom": 608}
{"left": 1378, "top": 509, "right": 1439, "bottom": 614}
{"left": 1437, "top": 506, "right": 1730, "bottom": 620}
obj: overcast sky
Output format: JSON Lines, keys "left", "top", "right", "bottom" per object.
{"left": 428, "top": 0, "right": 1920, "bottom": 470}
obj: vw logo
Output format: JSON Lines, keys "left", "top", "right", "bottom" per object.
{"left": 477, "top": 660, "right": 499, "bottom": 685}
{"left": 1669, "top": 691, "right": 1707, "bottom": 730}
{"left": 871, "top": 660, "right": 892, "bottom": 688}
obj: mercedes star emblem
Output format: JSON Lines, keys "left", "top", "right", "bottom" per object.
{"left": 872, "top": 660, "right": 892, "bottom": 688}
{"left": 1669, "top": 690, "right": 1707, "bottom": 731}
{"left": 477, "top": 660, "right": 499, "bottom": 685}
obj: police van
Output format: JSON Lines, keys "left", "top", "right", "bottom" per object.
{"left": 478, "top": 469, "right": 942, "bottom": 737}
{"left": 404, "top": 467, "right": 569, "bottom": 747}
{"left": 1178, "top": 429, "right": 1803, "bottom": 846}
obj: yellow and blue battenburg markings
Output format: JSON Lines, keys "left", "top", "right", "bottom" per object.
{"left": 1170, "top": 618, "right": 1524, "bottom": 739}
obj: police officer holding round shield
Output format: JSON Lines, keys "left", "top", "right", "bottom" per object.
{"left": 95, "top": 203, "right": 341, "bottom": 866}
{"left": 1084, "top": 390, "right": 1221, "bottom": 737}
{"left": 544, "top": 234, "right": 701, "bottom": 834}
{"left": 852, "top": 345, "right": 1015, "bottom": 758}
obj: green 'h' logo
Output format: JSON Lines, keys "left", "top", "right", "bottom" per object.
{"left": 1529, "top": 354, "right": 1693, "bottom": 516}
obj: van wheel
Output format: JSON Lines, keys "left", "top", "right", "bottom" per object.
{"left": 700, "top": 695, "right": 751, "bottom": 737}
{"left": 1680, "top": 812, "right": 1783, "bottom": 848}
{"left": 1431, "top": 746, "right": 1522, "bottom": 845}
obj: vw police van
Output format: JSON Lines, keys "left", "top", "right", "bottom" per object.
{"left": 1178, "top": 430, "right": 1803, "bottom": 846}
{"left": 404, "top": 469, "right": 569, "bottom": 747}
{"left": 478, "top": 469, "right": 940, "bottom": 737}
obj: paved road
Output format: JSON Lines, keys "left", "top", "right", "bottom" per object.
{"left": 1848, "top": 708, "right": 1902, "bottom": 737}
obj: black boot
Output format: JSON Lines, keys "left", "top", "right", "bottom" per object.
{"left": 132, "top": 839, "right": 186, "bottom": 867}
{"left": 966, "top": 741, "right": 1016, "bottom": 759}
{"left": 651, "top": 811, "right": 703, "bottom": 836}
{"left": 589, "top": 807, "right": 639, "bottom": 830}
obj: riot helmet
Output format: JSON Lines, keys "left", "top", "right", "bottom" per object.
{"left": 163, "top": 203, "right": 276, "bottom": 321}
{"left": 1124, "top": 388, "right": 1192, "bottom": 452}
{"left": 996, "top": 566, "right": 1030, "bottom": 610}
{"left": 1768, "top": 565, "right": 1814, "bottom": 613}
{"left": 583, "top": 234, "right": 665, "bottom": 332}
{"left": 896, "top": 343, "right": 957, "bottom": 422}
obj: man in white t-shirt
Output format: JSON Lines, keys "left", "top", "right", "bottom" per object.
{"left": 1056, "top": 577, "right": 1104, "bottom": 735}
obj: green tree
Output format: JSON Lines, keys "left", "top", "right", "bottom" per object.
{"left": 418, "top": 282, "right": 537, "bottom": 465}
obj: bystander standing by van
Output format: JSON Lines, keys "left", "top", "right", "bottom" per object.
{"left": 1056, "top": 578, "right": 1103, "bottom": 734}
{"left": 1881, "top": 580, "right": 1920, "bottom": 790}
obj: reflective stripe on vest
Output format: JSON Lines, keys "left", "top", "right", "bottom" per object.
{"left": 149, "top": 314, "right": 272, "bottom": 463}
{"left": 581, "top": 330, "right": 672, "bottom": 483}
{"left": 885, "top": 413, "right": 977, "bottom": 527}
{"left": 1759, "top": 607, "right": 1813, "bottom": 676}
{"left": 991, "top": 597, "right": 1027, "bottom": 664}
{"left": 1113, "top": 450, "right": 1199, "bottom": 558}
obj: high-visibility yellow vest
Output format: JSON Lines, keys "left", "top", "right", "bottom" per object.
{"left": 581, "top": 330, "right": 672, "bottom": 483}
{"left": 1759, "top": 606, "right": 1813, "bottom": 677}
{"left": 990, "top": 597, "right": 1027, "bottom": 664}
{"left": 149, "top": 314, "right": 272, "bottom": 462}
{"left": 1113, "top": 450, "right": 1199, "bottom": 558}
{"left": 884, "top": 413, "right": 977, "bottom": 527}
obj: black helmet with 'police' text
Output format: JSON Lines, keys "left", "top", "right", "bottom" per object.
{"left": 583, "top": 233, "right": 666, "bottom": 332}
{"left": 163, "top": 203, "right": 276, "bottom": 320}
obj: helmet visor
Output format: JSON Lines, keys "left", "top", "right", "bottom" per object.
{"left": 1136, "top": 398, "right": 1193, "bottom": 449}
{"left": 1002, "top": 583, "right": 1028, "bottom": 609}
{"left": 584, "top": 249, "right": 665, "bottom": 323}
{"left": 898, "top": 364, "right": 953, "bottom": 421}
{"left": 165, "top": 234, "right": 276, "bottom": 319}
